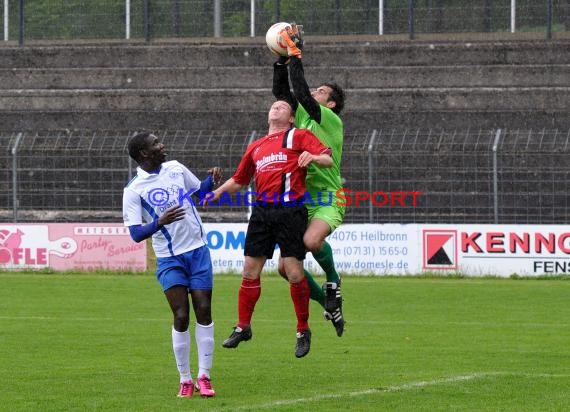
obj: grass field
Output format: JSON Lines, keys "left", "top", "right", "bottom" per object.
{"left": 1, "top": 272, "right": 569, "bottom": 412}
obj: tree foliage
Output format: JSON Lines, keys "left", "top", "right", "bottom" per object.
{"left": 2, "top": 0, "right": 568, "bottom": 40}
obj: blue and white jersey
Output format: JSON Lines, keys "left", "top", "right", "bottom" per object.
{"left": 123, "top": 160, "right": 206, "bottom": 257}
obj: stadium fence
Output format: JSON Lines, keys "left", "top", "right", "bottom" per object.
{"left": 1, "top": 128, "right": 568, "bottom": 224}
{"left": 1, "top": 0, "right": 570, "bottom": 44}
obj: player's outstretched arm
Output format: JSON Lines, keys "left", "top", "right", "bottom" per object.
{"left": 272, "top": 58, "right": 298, "bottom": 110}
{"left": 202, "top": 178, "right": 244, "bottom": 206}
{"left": 289, "top": 57, "right": 322, "bottom": 123}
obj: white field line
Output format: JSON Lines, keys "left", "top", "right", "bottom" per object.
{"left": 212, "top": 372, "right": 570, "bottom": 411}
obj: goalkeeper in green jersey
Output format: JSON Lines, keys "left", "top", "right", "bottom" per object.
{"left": 272, "top": 24, "right": 346, "bottom": 337}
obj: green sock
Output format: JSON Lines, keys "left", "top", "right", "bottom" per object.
{"left": 304, "top": 269, "right": 325, "bottom": 308}
{"left": 313, "top": 241, "right": 340, "bottom": 284}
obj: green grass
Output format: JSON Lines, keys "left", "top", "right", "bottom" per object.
{"left": 1, "top": 273, "right": 570, "bottom": 411}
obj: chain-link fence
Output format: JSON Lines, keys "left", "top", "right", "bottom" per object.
{"left": 1, "top": 128, "right": 568, "bottom": 224}
{"left": 1, "top": 1, "right": 570, "bottom": 43}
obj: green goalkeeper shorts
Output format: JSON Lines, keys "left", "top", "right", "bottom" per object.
{"left": 305, "top": 202, "right": 346, "bottom": 233}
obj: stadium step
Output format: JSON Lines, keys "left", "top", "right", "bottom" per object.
{"left": 1, "top": 64, "right": 569, "bottom": 90}
{"left": 1, "top": 38, "right": 570, "bottom": 132}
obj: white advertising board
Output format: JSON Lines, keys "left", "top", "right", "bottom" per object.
{"left": 204, "top": 223, "right": 570, "bottom": 277}
{"left": 203, "top": 223, "right": 417, "bottom": 275}
{"left": 420, "top": 224, "right": 570, "bottom": 277}
{"left": 0, "top": 223, "right": 146, "bottom": 271}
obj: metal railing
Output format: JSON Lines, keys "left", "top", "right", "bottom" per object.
{"left": 2, "top": 1, "right": 569, "bottom": 45}
{"left": 2, "top": 128, "right": 569, "bottom": 224}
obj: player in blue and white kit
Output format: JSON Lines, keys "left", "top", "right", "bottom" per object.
{"left": 122, "top": 131, "right": 222, "bottom": 398}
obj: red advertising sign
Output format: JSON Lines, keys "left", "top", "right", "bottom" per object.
{"left": 0, "top": 224, "right": 146, "bottom": 272}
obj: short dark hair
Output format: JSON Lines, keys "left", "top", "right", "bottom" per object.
{"left": 128, "top": 131, "right": 152, "bottom": 161}
{"left": 323, "top": 82, "right": 345, "bottom": 115}
{"left": 277, "top": 98, "right": 296, "bottom": 115}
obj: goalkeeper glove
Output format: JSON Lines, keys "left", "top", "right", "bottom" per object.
{"left": 279, "top": 23, "right": 304, "bottom": 58}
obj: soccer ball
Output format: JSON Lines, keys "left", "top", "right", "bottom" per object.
{"left": 265, "top": 22, "right": 291, "bottom": 56}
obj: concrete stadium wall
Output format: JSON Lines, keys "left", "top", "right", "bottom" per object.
{"left": 0, "top": 38, "right": 570, "bottom": 132}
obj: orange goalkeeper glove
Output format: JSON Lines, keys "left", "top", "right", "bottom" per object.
{"left": 279, "top": 23, "right": 304, "bottom": 58}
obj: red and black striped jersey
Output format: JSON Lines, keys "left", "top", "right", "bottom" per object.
{"left": 232, "top": 127, "right": 331, "bottom": 203}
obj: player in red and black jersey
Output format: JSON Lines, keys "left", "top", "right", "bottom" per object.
{"left": 273, "top": 24, "right": 347, "bottom": 337}
{"left": 205, "top": 99, "right": 332, "bottom": 358}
